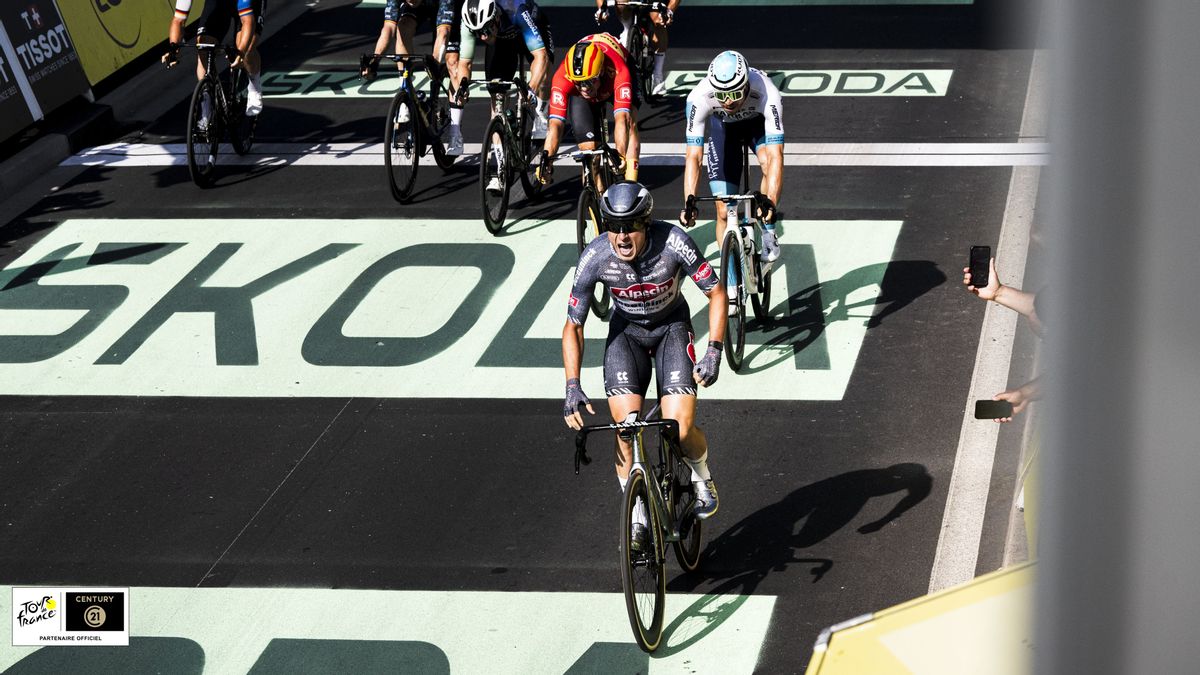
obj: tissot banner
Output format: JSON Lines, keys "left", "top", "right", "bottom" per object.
{"left": 0, "top": 0, "right": 90, "bottom": 143}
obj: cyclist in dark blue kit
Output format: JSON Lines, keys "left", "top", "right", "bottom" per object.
{"left": 166, "top": 0, "right": 266, "bottom": 122}
{"left": 562, "top": 182, "right": 727, "bottom": 547}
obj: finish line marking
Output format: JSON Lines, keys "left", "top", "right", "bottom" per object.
{"left": 62, "top": 141, "right": 1049, "bottom": 168}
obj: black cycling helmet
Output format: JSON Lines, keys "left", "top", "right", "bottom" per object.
{"left": 599, "top": 181, "right": 654, "bottom": 231}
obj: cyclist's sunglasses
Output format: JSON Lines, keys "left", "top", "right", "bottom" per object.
{"left": 577, "top": 75, "right": 602, "bottom": 91}
{"left": 715, "top": 87, "right": 746, "bottom": 104}
{"left": 605, "top": 218, "right": 648, "bottom": 234}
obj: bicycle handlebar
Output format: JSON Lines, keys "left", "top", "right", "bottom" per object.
{"left": 607, "top": 0, "right": 669, "bottom": 10}
{"left": 365, "top": 53, "right": 438, "bottom": 72}
{"left": 573, "top": 417, "right": 679, "bottom": 475}
{"left": 694, "top": 194, "right": 759, "bottom": 203}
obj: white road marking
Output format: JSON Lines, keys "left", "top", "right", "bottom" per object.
{"left": 928, "top": 50, "right": 1047, "bottom": 592}
{"left": 61, "top": 141, "right": 1049, "bottom": 167}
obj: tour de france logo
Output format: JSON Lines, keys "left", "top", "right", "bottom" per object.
{"left": 65, "top": 592, "right": 124, "bottom": 632}
{"left": 15, "top": 596, "right": 57, "bottom": 627}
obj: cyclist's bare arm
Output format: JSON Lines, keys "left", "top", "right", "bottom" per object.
{"left": 543, "top": 118, "right": 564, "bottom": 157}
{"left": 612, "top": 110, "right": 639, "bottom": 180}
{"left": 562, "top": 321, "right": 585, "bottom": 384}
{"left": 705, "top": 283, "right": 728, "bottom": 348}
{"left": 528, "top": 47, "right": 551, "bottom": 99}
{"left": 680, "top": 144, "right": 703, "bottom": 224}
{"left": 758, "top": 143, "right": 784, "bottom": 214}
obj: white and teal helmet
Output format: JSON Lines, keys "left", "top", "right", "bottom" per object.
{"left": 707, "top": 50, "right": 749, "bottom": 95}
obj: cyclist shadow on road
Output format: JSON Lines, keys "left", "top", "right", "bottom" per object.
{"left": 655, "top": 463, "right": 933, "bottom": 655}
{"left": 731, "top": 259, "right": 947, "bottom": 373}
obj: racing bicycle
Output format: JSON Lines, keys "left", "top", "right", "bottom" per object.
{"left": 690, "top": 190, "right": 774, "bottom": 372}
{"left": 479, "top": 73, "right": 543, "bottom": 234}
{"left": 177, "top": 42, "right": 258, "bottom": 188}
{"left": 572, "top": 137, "right": 623, "bottom": 320}
{"left": 573, "top": 404, "right": 703, "bottom": 652}
{"left": 606, "top": 0, "right": 670, "bottom": 101}
{"left": 363, "top": 53, "right": 455, "bottom": 202}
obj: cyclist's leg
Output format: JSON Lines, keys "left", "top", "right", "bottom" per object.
{"left": 487, "top": 38, "right": 520, "bottom": 116}
{"left": 654, "top": 309, "right": 717, "bottom": 516}
{"left": 194, "top": 0, "right": 233, "bottom": 80}
{"left": 605, "top": 316, "right": 655, "bottom": 481}
{"left": 705, "top": 118, "right": 740, "bottom": 243}
{"left": 568, "top": 97, "right": 604, "bottom": 190}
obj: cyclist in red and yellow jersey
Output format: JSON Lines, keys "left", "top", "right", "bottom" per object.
{"left": 536, "top": 33, "right": 641, "bottom": 191}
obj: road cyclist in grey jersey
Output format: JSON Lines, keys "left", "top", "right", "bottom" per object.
{"left": 361, "top": 0, "right": 464, "bottom": 154}
{"left": 679, "top": 50, "right": 785, "bottom": 263}
{"left": 562, "top": 181, "right": 728, "bottom": 549}
{"left": 165, "top": 0, "right": 266, "bottom": 122}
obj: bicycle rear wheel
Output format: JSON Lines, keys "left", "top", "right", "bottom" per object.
{"left": 385, "top": 88, "right": 421, "bottom": 202}
{"left": 228, "top": 70, "right": 257, "bottom": 156}
{"left": 576, "top": 188, "right": 612, "bottom": 320}
{"left": 620, "top": 469, "right": 665, "bottom": 652}
{"left": 186, "top": 79, "right": 219, "bottom": 188}
{"left": 721, "top": 230, "right": 746, "bottom": 371}
{"left": 670, "top": 446, "right": 703, "bottom": 572}
{"left": 480, "top": 115, "right": 511, "bottom": 234}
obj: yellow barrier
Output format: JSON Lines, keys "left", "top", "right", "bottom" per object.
{"left": 58, "top": 0, "right": 206, "bottom": 85}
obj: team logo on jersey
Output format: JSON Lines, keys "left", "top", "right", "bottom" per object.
{"left": 568, "top": 294, "right": 581, "bottom": 308}
{"left": 610, "top": 279, "right": 675, "bottom": 301}
{"left": 552, "top": 90, "right": 565, "bottom": 107}
{"left": 618, "top": 85, "right": 631, "bottom": 101}
{"left": 687, "top": 334, "right": 697, "bottom": 364}
{"left": 691, "top": 261, "right": 713, "bottom": 282}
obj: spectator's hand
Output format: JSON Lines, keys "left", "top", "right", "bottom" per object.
{"left": 693, "top": 341, "right": 722, "bottom": 387}
{"left": 536, "top": 150, "right": 554, "bottom": 185}
{"left": 679, "top": 194, "right": 697, "bottom": 228}
{"left": 964, "top": 257, "right": 1001, "bottom": 301}
{"left": 563, "top": 378, "right": 594, "bottom": 429}
{"left": 991, "top": 381, "right": 1039, "bottom": 423}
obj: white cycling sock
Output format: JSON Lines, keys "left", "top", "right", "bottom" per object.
{"left": 633, "top": 496, "right": 648, "bottom": 527}
{"left": 653, "top": 53, "right": 665, "bottom": 80}
{"left": 450, "top": 107, "right": 463, "bottom": 126}
{"left": 684, "top": 451, "right": 711, "bottom": 482}
{"left": 618, "top": 474, "right": 629, "bottom": 492}
{"left": 248, "top": 71, "right": 262, "bottom": 94}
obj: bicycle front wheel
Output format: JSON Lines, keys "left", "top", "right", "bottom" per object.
{"left": 517, "top": 106, "right": 543, "bottom": 202}
{"left": 670, "top": 447, "right": 703, "bottom": 572}
{"left": 385, "top": 88, "right": 421, "bottom": 202}
{"left": 480, "top": 115, "right": 511, "bottom": 234}
{"left": 576, "top": 188, "right": 612, "bottom": 320}
{"left": 620, "top": 469, "right": 665, "bottom": 652}
{"left": 721, "top": 230, "right": 746, "bottom": 371}
{"left": 186, "top": 79, "right": 219, "bottom": 188}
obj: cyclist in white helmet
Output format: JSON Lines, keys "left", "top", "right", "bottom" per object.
{"left": 450, "top": 0, "right": 554, "bottom": 159}
{"left": 679, "top": 50, "right": 784, "bottom": 262}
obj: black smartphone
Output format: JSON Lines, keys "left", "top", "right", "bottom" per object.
{"left": 974, "top": 399, "right": 1014, "bottom": 419}
{"left": 969, "top": 245, "right": 990, "bottom": 287}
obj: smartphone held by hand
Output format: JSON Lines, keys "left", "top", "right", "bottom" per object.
{"left": 969, "top": 245, "right": 990, "bottom": 287}
{"left": 974, "top": 399, "right": 1014, "bottom": 419}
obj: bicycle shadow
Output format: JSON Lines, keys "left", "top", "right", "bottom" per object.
{"left": 655, "top": 463, "right": 933, "bottom": 655}
{"left": 730, "top": 260, "right": 947, "bottom": 374}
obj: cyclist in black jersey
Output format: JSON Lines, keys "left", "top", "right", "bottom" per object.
{"left": 166, "top": 0, "right": 266, "bottom": 119}
{"left": 562, "top": 181, "right": 727, "bottom": 532}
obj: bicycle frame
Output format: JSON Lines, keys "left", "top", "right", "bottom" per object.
{"left": 700, "top": 193, "right": 771, "bottom": 293}
{"left": 575, "top": 412, "right": 687, "bottom": 546}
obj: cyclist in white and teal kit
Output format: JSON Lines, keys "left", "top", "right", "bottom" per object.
{"left": 679, "top": 50, "right": 784, "bottom": 262}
